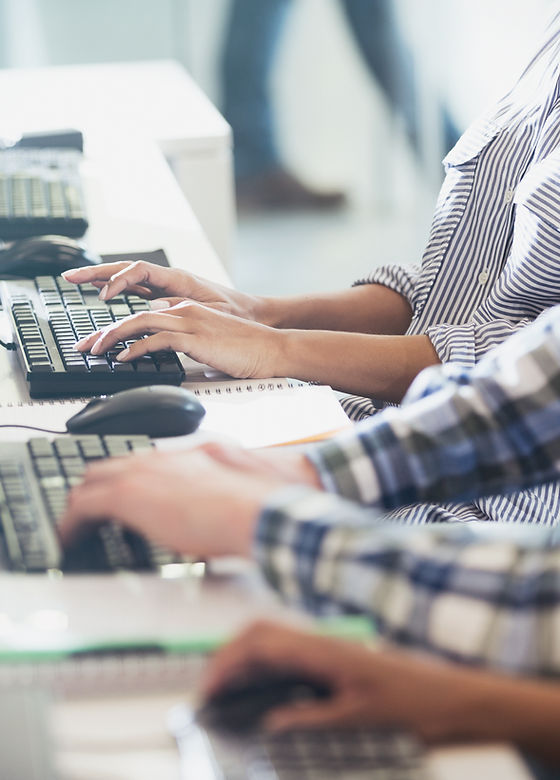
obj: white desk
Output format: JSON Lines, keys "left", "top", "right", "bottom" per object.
{"left": 0, "top": 139, "right": 531, "bottom": 779}
{"left": 0, "top": 59, "right": 235, "bottom": 265}
{"left": 0, "top": 134, "right": 306, "bottom": 777}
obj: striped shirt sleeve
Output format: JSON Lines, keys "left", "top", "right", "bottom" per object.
{"left": 353, "top": 263, "right": 422, "bottom": 308}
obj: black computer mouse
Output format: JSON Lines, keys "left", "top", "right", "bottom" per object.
{"left": 197, "top": 669, "right": 332, "bottom": 733}
{"left": 0, "top": 234, "right": 101, "bottom": 278}
{"left": 66, "top": 385, "right": 206, "bottom": 438}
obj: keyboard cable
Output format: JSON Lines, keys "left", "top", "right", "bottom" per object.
{"left": 0, "top": 424, "right": 67, "bottom": 434}
{"left": 0, "top": 340, "right": 67, "bottom": 433}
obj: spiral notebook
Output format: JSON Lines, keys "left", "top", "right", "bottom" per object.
{"left": 184, "top": 377, "right": 351, "bottom": 448}
{"left": 0, "top": 378, "right": 351, "bottom": 448}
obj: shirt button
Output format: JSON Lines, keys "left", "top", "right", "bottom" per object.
{"left": 505, "top": 187, "right": 514, "bottom": 204}
{"left": 478, "top": 269, "right": 489, "bottom": 285}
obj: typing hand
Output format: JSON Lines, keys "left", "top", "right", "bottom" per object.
{"left": 62, "top": 260, "right": 264, "bottom": 320}
{"left": 72, "top": 301, "right": 285, "bottom": 379}
{"left": 59, "top": 446, "right": 295, "bottom": 558}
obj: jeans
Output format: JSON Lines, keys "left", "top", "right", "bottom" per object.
{"left": 220, "top": 0, "right": 422, "bottom": 180}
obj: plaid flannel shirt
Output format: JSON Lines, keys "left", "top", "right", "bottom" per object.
{"left": 254, "top": 306, "right": 560, "bottom": 676}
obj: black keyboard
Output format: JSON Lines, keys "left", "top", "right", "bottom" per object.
{"left": 0, "top": 147, "right": 88, "bottom": 240}
{"left": 2, "top": 276, "right": 185, "bottom": 397}
{"left": 0, "top": 435, "right": 182, "bottom": 573}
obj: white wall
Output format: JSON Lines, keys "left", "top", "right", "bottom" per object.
{"left": 402, "top": 0, "right": 556, "bottom": 129}
{"left": 1, "top": 0, "right": 557, "bottom": 199}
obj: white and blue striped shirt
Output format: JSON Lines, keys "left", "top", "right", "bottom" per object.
{"left": 344, "top": 12, "right": 560, "bottom": 526}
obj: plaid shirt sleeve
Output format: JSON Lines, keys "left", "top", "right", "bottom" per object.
{"left": 306, "top": 306, "right": 560, "bottom": 509}
{"left": 253, "top": 306, "right": 560, "bottom": 675}
{"left": 254, "top": 487, "right": 560, "bottom": 675}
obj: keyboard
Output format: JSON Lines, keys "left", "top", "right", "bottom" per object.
{"left": 246, "top": 729, "right": 429, "bottom": 779}
{"left": 0, "top": 434, "right": 183, "bottom": 573}
{"left": 0, "top": 147, "right": 88, "bottom": 240}
{"left": 2, "top": 276, "right": 185, "bottom": 397}
{"left": 171, "top": 704, "right": 431, "bottom": 780}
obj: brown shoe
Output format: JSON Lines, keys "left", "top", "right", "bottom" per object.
{"left": 236, "top": 169, "right": 346, "bottom": 212}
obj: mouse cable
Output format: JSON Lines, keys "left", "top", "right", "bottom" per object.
{"left": 0, "top": 424, "right": 67, "bottom": 434}
{"left": 0, "top": 339, "right": 16, "bottom": 351}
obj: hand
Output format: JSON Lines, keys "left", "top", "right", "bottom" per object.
{"left": 200, "top": 441, "right": 323, "bottom": 490}
{"left": 59, "top": 444, "right": 321, "bottom": 556}
{"left": 73, "top": 301, "right": 285, "bottom": 379}
{"left": 201, "top": 621, "right": 508, "bottom": 742}
{"left": 62, "top": 260, "right": 265, "bottom": 320}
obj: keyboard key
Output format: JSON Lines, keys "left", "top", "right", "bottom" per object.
{"left": 86, "top": 357, "right": 111, "bottom": 373}
{"left": 29, "top": 438, "right": 55, "bottom": 457}
{"left": 111, "top": 361, "right": 135, "bottom": 373}
{"left": 79, "top": 438, "right": 106, "bottom": 459}
{"left": 60, "top": 456, "right": 86, "bottom": 479}
{"left": 134, "top": 356, "right": 158, "bottom": 372}
{"left": 54, "top": 438, "right": 81, "bottom": 457}
{"left": 33, "top": 457, "right": 62, "bottom": 478}
{"left": 29, "top": 362, "right": 54, "bottom": 373}
{"left": 0, "top": 505, "right": 25, "bottom": 571}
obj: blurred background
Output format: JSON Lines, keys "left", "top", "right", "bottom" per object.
{"left": 0, "top": 0, "right": 555, "bottom": 295}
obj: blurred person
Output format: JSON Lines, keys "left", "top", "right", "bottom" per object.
{"left": 64, "top": 8, "right": 560, "bottom": 528}
{"left": 201, "top": 620, "right": 560, "bottom": 775}
{"left": 220, "top": 0, "right": 422, "bottom": 210}
{"left": 60, "top": 304, "right": 560, "bottom": 677}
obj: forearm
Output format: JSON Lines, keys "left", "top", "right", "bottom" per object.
{"left": 309, "top": 309, "right": 560, "bottom": 507}
{"left": 255, "top": 488, "right": 560, "bottom": 674}
{"left": 272, "top": 330, "right": 438, "bottom": 401}
{"left": 454, "top": 672, "right": 560, "bottom": 765}
{"left": 258, "top": 284, "right": 413, "bottom": 335}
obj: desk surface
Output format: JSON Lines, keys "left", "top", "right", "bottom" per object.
{"left": 0, "top": 137, "right": 532, "bottom": 780}
{"left": 82, "top": 134, "right": 229, "bottom": 283}
{"left": 0, "top": 60, "right": 231, "bottom": 156}
{"left": 0, "top": 60, "right": 235, "bottom": 264}
{"left": 0, "top": 134, "right": 312, "bottom": 777}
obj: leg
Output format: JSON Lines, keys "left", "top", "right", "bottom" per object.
{"left": 340, "top": 0, "right": 419, "bottom": 153}
{"left": 220, "top": 0, "right": 292, "bottom": 180}
{"left": 220, "top": 0, "right": 346, "bottom": 210}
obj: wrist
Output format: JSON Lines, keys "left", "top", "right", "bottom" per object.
{"left": 258, "top": 327, "right": 299, "bottom": 378}
{"left": 252, "top": 296, "right": 286, "bottom": 327}
{"left": 440, "top": 669, "right": 556, "bottom": 751}
{"left": 219, "top": 493, "right": 263, "bottom": 558}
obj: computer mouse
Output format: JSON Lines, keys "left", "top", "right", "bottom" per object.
{"left": 0, "top": 234, "right": 101, "bottom": 278}
{"left": 197, "top": 669, "right": 332, "bottom": 733}
{"left": 66, "top": 385, "right": 206, "bottom": 438}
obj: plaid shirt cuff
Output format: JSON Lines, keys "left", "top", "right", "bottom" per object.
{"left": 253, "top": 485, "right": 384, "bottom": 611}
{"left": 305, "top": 432, "right": 384, "bottom": 505}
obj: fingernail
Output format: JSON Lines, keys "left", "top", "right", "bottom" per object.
{"left": 73, "top": 339, "right": 86, "bottom": 351}
{"left": 90, "top": 342, "right": 102, "bottom": 355}
{"left": 150, "top": 299, "right": 170, "bottom": 310}
{"left": 99, "top": 285, "right": 108, "bottom": 301}
{"left": 117, "top": 348, "right": 130, "bottom": 361}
